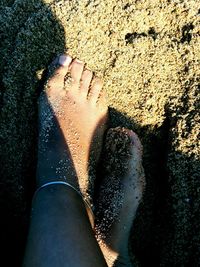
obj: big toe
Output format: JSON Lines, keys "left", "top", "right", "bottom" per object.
{"left": 46, "top": 54, "right": 72, "bottom": 94}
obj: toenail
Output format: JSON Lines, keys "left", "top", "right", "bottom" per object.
{"left": 59, "top": 55, "right": 72, "bottom": 66}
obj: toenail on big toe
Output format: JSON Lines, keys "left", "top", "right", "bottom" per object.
{"left": 59, "top": 54, "right": 72, "bottom": 66}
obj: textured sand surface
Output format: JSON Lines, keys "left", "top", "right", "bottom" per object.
{"left": 0, "top": 0, "right": 199, "bottom": 266}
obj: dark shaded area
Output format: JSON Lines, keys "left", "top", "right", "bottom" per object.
{"left": 0, "top": 1, "right": 66, "bottom": 265}
{"left": 148, "top": 27, "right": 158, "bottom": 41}
{"left": 123, "top": 3, "right": 132, "bottom": 10}
{"left": 106, "top": 108, "right": 171, "bottom": 266}
{"left": 132, "top": 78, "right": 199, "bottom": 266}
{"left": 106, "top": 102, "right": 199, "bottom": 267}
{"left": 125, "top": 27, "right": 158, "bottom": 44}
{"left": 125, "top": 32, "right": 147, "bottom": 44}
{"left": 180, "top": 23, "right": 194, "bottom": 43}
{"left": 161, "top": 79, "right": 200, "bottom": 267}
{"left": 0, "top": 0, "right": 15, "bottom": 6}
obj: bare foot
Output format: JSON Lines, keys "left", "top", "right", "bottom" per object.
{"left": 37, "top": 54, "right": 108, "bottom": 201}
{"left": 94, "top": 127, "right": 146, "bottom": 267}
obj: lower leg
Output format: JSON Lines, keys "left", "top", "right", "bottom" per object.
{"left": 23, "top": 184, "right": 107, "bottom": 267}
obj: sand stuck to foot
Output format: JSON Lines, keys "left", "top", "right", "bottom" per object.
{"left": 0, "top": 0, "right": 199, "bottom": 266}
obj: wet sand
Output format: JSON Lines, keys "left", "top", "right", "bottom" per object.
{"left": 0, "top": 0, "right": 199, "bottom": 266}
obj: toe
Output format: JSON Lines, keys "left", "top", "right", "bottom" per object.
{"left": 70, "top": 59, "right": 85, "bottom": 88}
{"left": 97, "top": 90, "right": 108, "bottom": 109}
{"left": 80, "top": 69, "right": 93, "bottom": 97}
{"left": 47, "top": 54, "right": 72, "bottom": 91}
{"left": 88, "top": 77, "right": 103, "bottom": 105}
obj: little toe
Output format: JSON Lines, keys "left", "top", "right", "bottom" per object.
{"left": 89, "top": 77, "right": 103, "bottom": 105}
{"left": 70, "top": 58, "right": 85, "bottom": 88}
{"left": 47, "top": 54, "right": 72, "bottom": 92}
{"left": 97, "top": 90, "right": 108, "bottom": 109}
{"left": 80, "top": 69, "right": 93, "bottom": 97}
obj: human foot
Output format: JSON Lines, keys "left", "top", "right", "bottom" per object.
{"left": 94, "top": 127, "right": 146, "bottom": 267}
{"left": 37, "top": 54, "right": 108, "bottom": 200}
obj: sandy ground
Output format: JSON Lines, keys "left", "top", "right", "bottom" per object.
{"left": 0, "top": 0, "right": 199, "bottom": 266}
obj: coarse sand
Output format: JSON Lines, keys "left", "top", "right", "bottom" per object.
{"left": 0, "top": 0, "right": 199, "bottom": 266}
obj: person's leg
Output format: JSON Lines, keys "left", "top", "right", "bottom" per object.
{"left": 23, "top": 54, "right": 108, "bottom": 267}
{"left": 23, "top": 185, "right": 107, "bottom": 267}
{"left": 94, "top": 128, "right": 146, "bottom": 267}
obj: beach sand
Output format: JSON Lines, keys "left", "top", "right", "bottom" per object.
{"left": 0, "top": 0, "right": 199, "bottom": 266}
